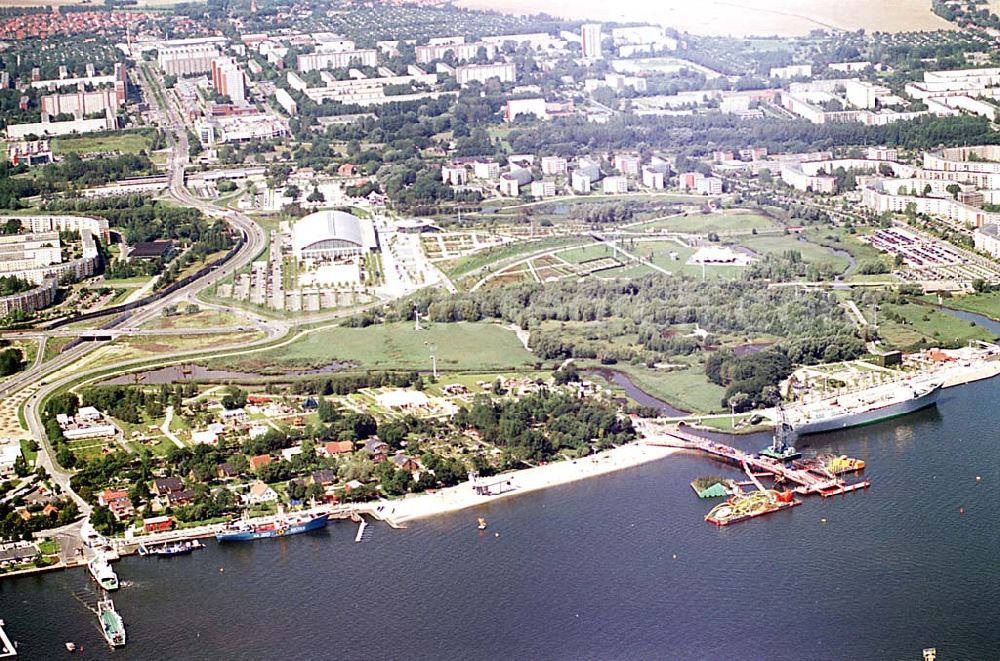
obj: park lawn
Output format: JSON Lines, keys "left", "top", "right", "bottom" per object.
{"left": 51, "top": 132, "right": 153, "bottom": 156}
{"left": 103, "top": 274, "right": 155, "bottom": 287}
{"left": 928, "top": 292, "right": 1000, "bottom": 321}
{"left": 229, "top": 321, "right": 536, "bottom": 373}
{"left": 736, "top": 233, "right": 851, "bottom": 272}
{"left": 596, "top": 262, "right": 658, "bottom": 278}
{"left": 20, "top": 439, "right": 37, "bottom": 464}
{"left": 448, "top": 237, "right": 585, "bottom": 281}
{"left": 557, "top": 244, "right": 621, "bottom": 264}
{"left": 13, "top": 339, "right": 37, "bottom": 368}
{"left": 643, "top": 211, "right": 778, "bottom": 234}
{"left": 610, "top": 362, "right": 727, "bottom": 414}
{"left": 875, "top": 301, "right": 996, "bottom": 349}
{"left": 37, "top": 539, "right": 59, "bottom": 556}
{"left": 629, "top": 241, "right": 744, "bottom": 280}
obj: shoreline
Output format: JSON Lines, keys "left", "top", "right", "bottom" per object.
{"left": 358, "top": 441, "right": 681, "bottom": 526}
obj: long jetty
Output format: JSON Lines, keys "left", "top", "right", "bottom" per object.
{"left": 646, "top": 427, "right": 870, "bottom": 497}
{"left": 0, "top": 620, "right": 16, "bottom": 658}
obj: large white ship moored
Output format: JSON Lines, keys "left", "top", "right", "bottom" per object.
{"left": 786, "top": 379, "right": 942, "bottom": 436}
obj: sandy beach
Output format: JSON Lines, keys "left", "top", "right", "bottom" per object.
{"left": 365, "top": 442, "right": 680, "bottom": 525}
{"left": 454, "top": 0, "right": 952, "bottom": 37}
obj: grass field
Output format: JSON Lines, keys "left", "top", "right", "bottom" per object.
{"left": 928, "top": 292, "right": 1000, "bottom": 322}
{"left": 51, "top": 132, "right": 154, "bottom": 156}
{"left": 640, "top": 211, "right": 778, "bottom": 234}
{"left": 447, "top": 237, "right": 584, "bottom": 281}
{"left": 609, "top": 362, "right": 727, "bottom": 414}
{"left": 225, "top": 321, "right": 537, "bottom": 373}
{"left": 873, "top": 301, "right": 996, "bottom": 349}
{"left": 737, "top": 233, "right": 851, "bottom": 273}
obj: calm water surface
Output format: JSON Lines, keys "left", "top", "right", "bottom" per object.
{"left": 3, "top": 377, "right": 999, "bottom": 660}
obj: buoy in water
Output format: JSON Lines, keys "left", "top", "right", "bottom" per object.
{"left": 976, "top": 476, "right": 982, "bottom": 481}
{"left": 219, "top": 567, "right": 225, "bottom": 572}
{"left": 494, "top": 532, "right": 499, "bottom": 537}
{"left": 672, "top": 554, "right": 677, "bottom": 559}
{"left": 820, "top": 518, "right": 827, "bottom": 524}
{"left": 959, "top": 507, "right": 965, "bottom": 514}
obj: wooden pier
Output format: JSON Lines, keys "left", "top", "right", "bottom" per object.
{"left": 647, "top": 427, "right": 870, "bottom": 499}
{"left": 0, "top": 619, "right": 16, "bottom": 658}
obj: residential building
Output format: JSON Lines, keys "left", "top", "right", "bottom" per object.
{"left": 273, "top": 87, "right": 297, "bottom": 115}
{"left": 641, "top": 166, "right": 665, "bottom": 189}
{"left": 472, "top": 160, "right": 500, "bottom": 179}
{"left": 581, "top": 23, "right": 603, "bottom": 59}
{"left": 143, "top": 515, "right": 174, "bottom": 534}
{"left": 613, "top": 154, "right": 641, "bottom": 176}
{"left": 7, "top": 140, "right": 52, "bottom": 166}
{"left": 696, "top": 176, "right": 723, "bottom": 195}
{"left": 297, "top": 48, "right": 377, "bottom": 72}
{"left": 571, "top": 171, "right": 592, "bottom": 193}
{"left": 974, "top": 223, "right": 1000, "bottom": 257}
{"left": 158, "top": 42, "right": 221, "bottom": 76}
{"left": 441, "top": 165, "right": 468, "bottom": 185}
{"left": 602, "top": 175, "right": 628, "bottom": 194}
{"left": 454, "top": 62, "right": 516, "bottom": 86}
{"left": 211, "top": 57, "right": 247, "bottom": 104}
{"left": 770, "top": 64, "right": 812, "bottom": 79}
{"left": 530, "top": 180, "right": 556, "bottom": 198}
{"left": 415, "top": 40, "right": 496, "bottom": 64}
{"left": 780, "top": 164, "right": 835, "bottom": 194}
{"left": 540, "top": 156, "right": 567, "bottom": 176}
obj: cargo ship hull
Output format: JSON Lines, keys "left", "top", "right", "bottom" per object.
{"left": 791, "top": 383, "right": 941, "bottom": 436}
{"left": 216, "top": 513, "right": 329, "bottom": 542}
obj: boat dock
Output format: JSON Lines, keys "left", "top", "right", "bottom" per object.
{"left": 0, "top": 619, "right": 16, "bottom": 658}
{"left": 647, "top": 427, "right": 870, "bottom": 498}
{"left": 354, "top": 519, "right": 368, "bottom": 543}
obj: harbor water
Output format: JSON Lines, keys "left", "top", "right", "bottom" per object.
{"left": 3, "top": 376, "right": 999, "bottom": 659}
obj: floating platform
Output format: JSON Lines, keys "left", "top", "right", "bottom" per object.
{"left": 706, "top": 499, "right": 801, "bottom": 527}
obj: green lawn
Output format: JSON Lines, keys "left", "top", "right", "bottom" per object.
{"left": 51, "top": 131, "right": 154, "bottom": 156}
{"left": 737, "top": 234, "right": 851, "bottom": 273}
{"left": 20, "top": 439, "right": 37, "bottom": 464}
{"left": 224, "top": 321, "right": 537, "bottom": 373}
{"left": 608, "top": 362, "right": 727, "bottom": 414}
{"left": 641, "top": 211, "right": 778, "bottom": 234}
{"left": 874, "top": 301, "right": 996, "bottom": 349}
{"left": 927, "top": 292, "right": 1000, "bottom": 322}
{"left": 558, "top": 244, "right": 621, "bottom": 264}
{"left": 447, "top": 237, "right": 585, "bottom": 281}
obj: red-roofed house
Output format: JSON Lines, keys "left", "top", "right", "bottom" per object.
{"left": 249, "top": 454, "right": 272, "bottom": 471}
{"left": 318, "top": 441, "right": 354, "bottom": 457}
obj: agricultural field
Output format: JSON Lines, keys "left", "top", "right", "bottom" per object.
{"left": 222, "top": 321, "right": 537, "bottom": 373}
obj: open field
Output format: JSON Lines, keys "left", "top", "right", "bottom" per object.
{"left": 871, "top": 301, "right": 996, "bottom": 350}
{"left": 928, "top": 292, "right": 1000, "bottom": 322}
{"left": 455, "top": 0, "right": 953, "bottom": 36}
{"left": 610, "top": 362, "right": 726, "bottom": 414}
{"left": 222, "top": 321, "right": 537, "bottom": 373}
{"left": 638, "top": 211, "right": 778, "bottom": 234}
{"left": 446, "top": 236, "right": 585, "bottom": 281}
{"left": 51, "top": 132, "right": 154, "bottom": 156}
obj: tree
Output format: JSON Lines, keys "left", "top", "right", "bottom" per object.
{"left": 285, "top": 185, "right": 301, "bottom": 201}
{"left": 307, "top": 187, "right": 325, "bottom": 203}
{"left": 1, "top": 219, "right": 19, "bottom": 235}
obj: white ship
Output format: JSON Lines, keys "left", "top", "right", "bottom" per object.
{"left": 787, "top": 380, "right": 942, "bottom": 436}
{"left": 88, "top": 555, "right": 119, "bottom": 591}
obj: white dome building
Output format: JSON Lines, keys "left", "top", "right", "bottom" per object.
{"left": 291, "top": 210, "right": 374, "bottom": 260}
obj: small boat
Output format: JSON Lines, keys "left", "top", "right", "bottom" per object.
{"left": 65, "top": 642, "right": 77, "bottom": 652}
{"left": 88, "top": 556, "right": 119, "bottom": 591}
{"left": 97, "top": 598, "right": 125, "bottom": 648}
{"left": 477, "top": 517, "right": 488, "bottom": 530}
{"left": 142, "top": 540, "right": 205, "bottom": 557}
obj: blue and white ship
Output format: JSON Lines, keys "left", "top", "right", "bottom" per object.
{"left": 215, "top": 511, "right": 329, "bottom": 542}
{"left": 788, "top": 379, "right": 942, "bottom": 436}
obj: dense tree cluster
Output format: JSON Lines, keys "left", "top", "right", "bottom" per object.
{"left": 455, "top": 390, "right": 635, "bottom": 461}
{"left": 506, "top": 114, "right": 1000, "bottom": 158}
